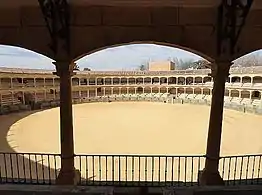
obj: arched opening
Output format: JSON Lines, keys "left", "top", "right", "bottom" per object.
{"left": 144, "top": 87, "right": 151, "bottom": 94}
{"left": 203, "top": 88, "right": 211, "bottom": 95}
{"left": 113, "top": 78, "right": 120, "bottom": 85}
{"left": 186, "top": 77, "right": 193, "bottom": 85}
{"left": 169, "top": 88, "right": 176, "bottom": 95}
{"left": 160, "top": 87, "right": 167, "bottom": 93}
{"left": 120, "top": 78, "right": 127, "bottom": 85}
{"left": 178, "top": 77, "right": 185, "bottom": 85}
{"left": 113, "top": 88, "right": 119, "bottom": 95}
{"left": 168, "top": 77, "right": 176, "bottom": 85}
{"left": 128, "top": 78, "right": 136, "bottom": 85}
{"left": 152, "top": 87, "right": 159, "bottom": 93}
{"left": 160, "top": 77, "right": 167, "bottom": 85}
{"left": 185, "top": 88, "right": 193, "bottom": 94}
{"left": 203, "top": 76, "right": 212, "bottom": 83}
{"left": 105, "top": 78, "right": 112, "bottom": 85}
{"left": 97, "top": 78, "right": 104, "bottom": 85}
{"left": 89, "top": 77, "right": 96, "bottom": 85}
{"left": 152, "top": 77, "right": 160, "bottom": 84}
{"left": 72, "top": 78, "right": 79, "bottom": 86}
{"left": 240, "top": 91, "right": 250, "bottom": 99}
{"left": 177, "top": 88, "right": 185, "bottom": 94}
{"left": 231, "top": 90, "right": 240, "bottom": 98}
{"left": 80, "top": 78, "right": 88, "bottom": 85}
{"left": 128, "top": 88, "right": 135, "bottom": 94}
{"left": 144, "top": 77, "right": 151, "bottom": 85}
{"left": 242, "top": 76, "right": 251, "bottom": 83}
{"left": 195, "top": 77, "right": 203, "bottom": 84}
{"left": 194, "top": 88, "right": 202, "bottom": 95}
{"left": 251, "top": 91, "right": 261, "bottom": 100}
{"left": 231, "top": 76, "right": 241, "bottom": 83}
{"left": 105, "top": 88, "right": 111, "bottom": 96}
{"left": 137, "top": 87, "right": 143, "bottom": 94}
{"left": 136, "top": 77, "right": 143, "bottom": 85}
{"left": 253, "top": 76, "right": 262, "bottom": 85}
{"left": 121, "top": 88, "right": 127, "bottom": 94}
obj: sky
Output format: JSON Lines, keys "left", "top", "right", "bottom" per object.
{"left": 0, "top": 44, "right": 202, "bottom": 71}
{"left": 0, "top": 44, "right": 261, "bottom": 70}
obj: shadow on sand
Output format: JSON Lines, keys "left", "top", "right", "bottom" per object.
{"left": 0, "top": 110, "right": 60, "bottom": 184}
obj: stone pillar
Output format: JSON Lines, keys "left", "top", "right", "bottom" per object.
{"left": 200, "top": 61, "right": 231, "bottom": 186}
{"left": 53, "top": 61, "right": 76, "bottom": 185}
{"left": 103, "top": 88, "right": 106, "bottom": 96}
{"left": 249, "top": 91, "right": 252, "bottom": 99}
{"left": 10, "top": 78, "right": 13, "bottom": 88}
{"left": 229, "top": 90, "right": 232, "bottom": 98}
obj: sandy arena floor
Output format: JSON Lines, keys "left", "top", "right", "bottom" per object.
{"left": 2, "top": 102, "right": 262, "bottom": 156}
{"left": 1, "top": 102, "right": 262, "bottom": 182}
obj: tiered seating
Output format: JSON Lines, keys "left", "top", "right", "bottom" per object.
{"left": 204, "top": 95, "right": 212, "bottom": 101}
{"left": 187, "top": 94, "right": 195, "bottom": 99}
{"left": 1, "top": 93, "right": 21, "bottom": 106}
{"left": 252, "top": 99, "right": 261, "bottom": 106}
{"left": 241, "top": 98, "right": 252, "bottom": 105}
{"left": 231, "top": 97, "right": 242, "bottom": 104}
{"left": 195, "top": 94, "right": 204, "bottom": 100}
{"left": 35, "top": 92, "right": 45, "bottom": 102}
{"left": 224, "top": 96, "right": 232, "bottom": 103}
{"left": 178, "top": 93, "right": 188, "bottom": 99}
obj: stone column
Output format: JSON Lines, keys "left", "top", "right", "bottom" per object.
{"left": 200, "top": 61, "right": 231, "bottom": 186}
{"left": 53, "top": 61, "right": 76, "bottom": 185}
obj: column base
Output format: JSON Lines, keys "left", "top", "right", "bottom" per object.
{"left": 56, "top": 168, "right": 81, "bottom": 185}
{"left": 198, "top": 168, "right": 224, "bottom": 186}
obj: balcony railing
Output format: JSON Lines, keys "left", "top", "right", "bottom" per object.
{"left": 1, "top": 152, "right": 262, "bottom": 186}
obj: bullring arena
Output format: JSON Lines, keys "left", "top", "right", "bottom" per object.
{"left": 0, "top": 66, "right": 262, "bottom": 186}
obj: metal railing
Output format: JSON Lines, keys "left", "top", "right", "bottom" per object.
{"left": 1, "top": 152, "right": 262, "bottom": 186}
{"left": 75, "top": 155, "right": 205, "bottom": 186}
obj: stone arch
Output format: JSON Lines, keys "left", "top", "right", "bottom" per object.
{"left": 152, "top": 87, "right": 159, "bottom": 93}
{"left": 97, "top": 78, "right": 104, "bottom": 85}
